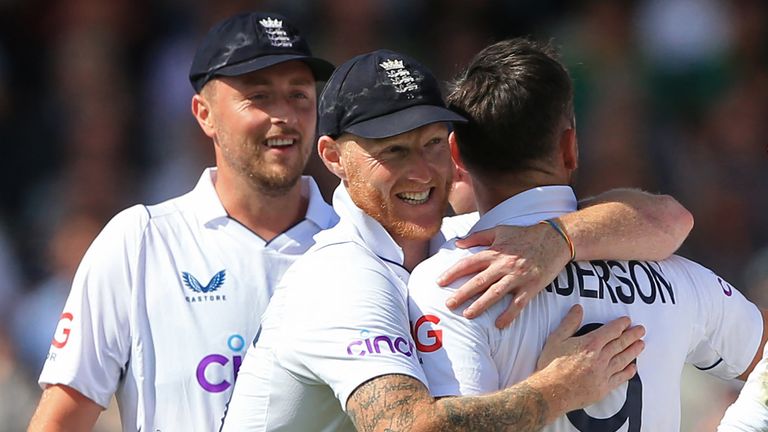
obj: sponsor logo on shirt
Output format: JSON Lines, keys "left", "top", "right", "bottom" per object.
{"left": 196, "top": 334, "right": 245, "bottom": 393}
{"left": 346, "top": 329, "right": 415, "bottom": 358}
{"left": 182, "top": 269, "right": 228, "bottom": 303}
{"left": 412, "top": 314, "right": 443, "bottom": 353}
{"left": 51, "top": 312, "right": 74, "bottom": 349}
{"left": 46, "top": 312, "right": 75, "bottom": 362}
{"left": 716, "top": 276, "right": 733, "bottom": 297}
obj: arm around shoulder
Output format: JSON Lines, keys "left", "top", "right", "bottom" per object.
{"left": 566, "top": 189, "right": 694, "bottom": 261}
{"left": 28, "top": 384, "right": 103, "bottom": 432}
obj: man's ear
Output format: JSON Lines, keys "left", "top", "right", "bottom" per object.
{"left": 449, "top": 131, "right": 466, "bottom": 171}
{"left": 318, "top": 135, "right": 346, "bottom": 180}
{"left": 191, "top": 92, "right": 215, "bottom": 138}
{"left": 560, "top": 127, "right": 578, "bottom": 171}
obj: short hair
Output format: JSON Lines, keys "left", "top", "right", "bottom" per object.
{"left": 447, "top": 38, "right": 574, "bottom": 175}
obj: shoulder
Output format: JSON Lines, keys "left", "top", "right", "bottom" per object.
{"left": 411, "top": 241, "right": 478, "bottom": 291}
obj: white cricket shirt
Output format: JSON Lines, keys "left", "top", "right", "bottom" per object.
{"left": 38, "top": 168, "right": 338, "bottom": 432}
{"left": 408, "top": 185, "right": 763, "bottom": 432}
{"left": 718, "top": 344, "right": 768, "bottom": 431}
{"left": 221, "top": 185, "right": 428, "bottom": 432}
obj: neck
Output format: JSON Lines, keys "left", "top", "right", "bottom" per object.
{"left": 214, "top": 169, "right": 308, "bottom": 241}
{"left": 395, "top": 237, "right": 430, "bottom": 272}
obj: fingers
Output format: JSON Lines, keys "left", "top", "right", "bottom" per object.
{"left": 608, "top": 361, "right": 639, "bottom": 389}
{"left": 603, "top": 324, "right": 646, "bottom": 359}
{"left": 494, "top": 290, "right": 530, "bottom": 329}
{"left": 461, "top": 274, "right": 515, "bottom": 319}
{"left": 607, "top": 338, "right": 645, "bottom": 377}
{"left": 454, "top": 228, "right": 496, "bottom": 249}
{"left": 548, "top": 304, "right": 584, "bottom": 342}
{"left": 438, "top": 251, "right": 493, "bottom": 289}
{"left": 586, "top": 315, "right": 632, "bottom": 347}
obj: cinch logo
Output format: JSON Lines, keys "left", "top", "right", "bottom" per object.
{"left": 183, "top": 269, "right": 227, "bottom": 303}
{"left": 412, "top": 314, "right": 443, "bottom": 353}
{"left": 196, "top": 334, "right": 245, "bottom": 393}
{"left": 346, "top": 329, "right": 414, "bottom": 358}
{"left": 51, "top": 312, "right": 74, "bottom": 349}
{"left": 717, "top": 277, "right": 734, "bottom": 297}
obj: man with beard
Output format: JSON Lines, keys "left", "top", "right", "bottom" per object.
{"left": 27, "top": 12, "right": 339, "bottom": 432}
{"left": 221, "top": 49, "right": 649, "bottom": 432}
{"left": 28, "top": 14, "right": 692, "bottom": 432}
{"left": 407, "top": 38, "right": 768, "bottom": 431}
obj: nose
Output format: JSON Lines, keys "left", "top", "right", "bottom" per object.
{"left": 270, "top": 99, "right": 297, "bottom": 126}
{"left": 407, "top": 151, "right": 433, "bottom": 184}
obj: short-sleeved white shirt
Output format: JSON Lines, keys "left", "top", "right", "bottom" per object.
{"left": 408, "top": 186, "right": 763, "bottom": 432}
{"left": 221, "top": 186, "right": 428, "bottom": 432}
{"left": 38, "top": 168, "right": 338, "bottom": 432}
{"left": 718, "top": 344, "right": 768, "bottom": 431}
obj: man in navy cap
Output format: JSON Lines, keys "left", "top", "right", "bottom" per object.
{"left": 27, "top": 12, "right": 340, "bottom": 432}
{"left": 28, "top": 12, "right": 691, "bottom": 432}
{"left": 221, "top": 49, "right": 649, "bottom": 432}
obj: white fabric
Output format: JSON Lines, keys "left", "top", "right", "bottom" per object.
{"left": 719, "top": 344, "right": 768, "bottom": 431}
{"left": 222, "top": 186, "right": 428, "bottom": 432}
{"left": 38, "top": 168, "right": 337, "bottom": 432}
{"left": 408, "top": 185, "right": 763, "bottom": 432}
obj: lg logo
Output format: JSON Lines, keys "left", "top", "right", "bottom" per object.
{"left": 412, "top": 314, "right": 443, "bottom": 353}
{"left": 51, "top": 312, "right": 74, "bottom": 349}
{"left": 196, "top": 334, "right": 245, "bottom": 393}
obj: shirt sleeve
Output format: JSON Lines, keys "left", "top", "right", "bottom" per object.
{"left": 670, "top": 256, "right": 763, "bottom": 379}
{"left": 283, "top": 246, "right": 428, "bottom": 411}
{"left": 38, "top": 205, "right": 146, "bottom": 408}
{"left": 718, "top": 345, "right": 768, "bottom": 431}
{"left": 407, "top": 250, "right": 500, "bottom": 397}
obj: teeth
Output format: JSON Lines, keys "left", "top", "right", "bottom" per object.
{"left": 266, "top": 138, "right": 295, "bottom": 147}
{"left": 397, "top": 190, "right": 430, "bottom": 204}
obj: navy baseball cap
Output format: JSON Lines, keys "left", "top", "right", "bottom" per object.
{"left": 318, "top": 49, "right": 466, "bottom": 139}
{"left": 189, "top": 12, "right": 335, "bottom": 93}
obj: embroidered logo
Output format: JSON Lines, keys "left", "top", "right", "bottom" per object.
{"left": 183, "top": 270, "right": 228, "bottom": 303}
{"left": 379, "top": 58, "right": 418, "bottom": 97}
{"left": 259, "top": 17, "right": 292, "bottom": 48}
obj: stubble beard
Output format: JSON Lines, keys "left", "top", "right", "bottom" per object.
{"left": 223, "top": 136, "right": 310, "bottom": 198}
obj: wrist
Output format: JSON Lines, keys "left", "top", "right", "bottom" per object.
{"left": 539, "top": 218, "right": 575, "bottom": 262}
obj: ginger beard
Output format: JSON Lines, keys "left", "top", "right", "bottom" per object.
{"left": 343, "top": 153, "right": 452, "bottom": 242}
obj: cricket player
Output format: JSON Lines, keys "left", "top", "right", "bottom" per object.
{"left": 407, "top": 38, "right": 768, "bottom": 431}
{"left": 221, "top": 49, "right": 650, "bottom": 432}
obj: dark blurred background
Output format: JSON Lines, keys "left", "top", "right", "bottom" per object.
{"left": 0, "top": 0, "right": 766, "bottom": 430}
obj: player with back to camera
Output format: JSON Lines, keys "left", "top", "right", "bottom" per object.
{"left": 407, "top": 37, "right": 768, "bottom": 431}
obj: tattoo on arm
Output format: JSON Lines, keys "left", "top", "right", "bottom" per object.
{"left": 346, "top": 374, "right": 548, "bottom": 432}
{"left": 438, "top": 382, "right": 547, "bottom": 431}
{"left": 347, "top": 374, "right": 429, "bottom": 432}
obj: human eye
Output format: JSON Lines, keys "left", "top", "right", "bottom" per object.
{"left": 290, "top": 91, "right": 309, "bottom": 100}
{"left": 248, "top": 92, "right": 269, "bottom": 101}
{"left": 426, "top": 136, "right": 444, "bottom": 146}
{"left": 382, "top": 145, "right": 407, "bottom": 157}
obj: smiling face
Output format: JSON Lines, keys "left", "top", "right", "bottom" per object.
{"left": 195, "top": 61, "right": 317, "bottom": 196}
{"left": 337, "top": 123, "right": 454, "bottom": 241}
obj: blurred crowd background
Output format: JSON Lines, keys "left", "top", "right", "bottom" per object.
{"left": 0, "top": 0, "right": 766, "bottom": 430}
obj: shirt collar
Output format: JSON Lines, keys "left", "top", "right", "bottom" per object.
{"left": 191, "top": 167, "right": 337, "bottom": 230}
{"left": 470, "top": 186, "right": 578, "bottom": 233}
{"left": 332, "top": 185, "right": 405, "bottom": 266}
{"left": 191, "top": 168, "right": 229, "bottom": 224}
{"left": 303, "top": 177, "right": 338, "bottom": 230}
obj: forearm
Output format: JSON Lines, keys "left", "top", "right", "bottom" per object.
{"left": 563, "top": 189, "right": 693, "bottom": 261}
{"left": 433, "top": 378, "right": 556, "bottom": 431}
{"left": 348, "top": 374, "right": 559, "bottom": 432}
{"left": 28, "top": 385, "right": 102, "bottom": 432}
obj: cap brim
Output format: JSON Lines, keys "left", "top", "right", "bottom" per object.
{"left": 214, "top": 54, "right": 335, "bottom": 81}
{"left": 344, "top": 105, "right": 467, "bottom": 139}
